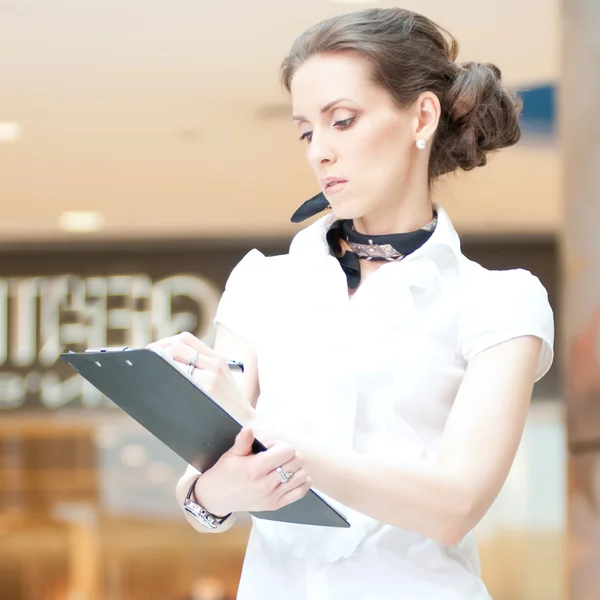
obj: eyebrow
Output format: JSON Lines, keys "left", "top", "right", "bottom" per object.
{"left": 292, "top": 97, "right": 353, "bottom": 122}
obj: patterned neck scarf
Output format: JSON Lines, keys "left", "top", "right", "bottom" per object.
{"left": 326, "top": 214, "right": 438, "bottom": 289}
{"left": 290, "top": 192, "right": 438, "bottom": 289}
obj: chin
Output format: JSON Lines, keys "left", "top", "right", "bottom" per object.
{"left": 330, "top": 203, "right": 365, "bottom": 221}
{"left": 327, "top": 196, "right": 360, "bottom": 221}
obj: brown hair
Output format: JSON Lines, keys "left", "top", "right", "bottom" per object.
{"left": 281, "top": 8, "right": 522, "bottom": 180}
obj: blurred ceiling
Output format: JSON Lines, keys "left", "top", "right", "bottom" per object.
{"left": 0, "top": 0, "right": 561, "bottom": 243}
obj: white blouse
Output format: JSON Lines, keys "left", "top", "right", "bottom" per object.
{"left": 213, "top": 205, "right": 554, "bottom": 600}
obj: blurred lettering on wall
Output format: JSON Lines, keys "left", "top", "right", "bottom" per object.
{"left": 0, "top": 241, "right": 258, "bottom": 411}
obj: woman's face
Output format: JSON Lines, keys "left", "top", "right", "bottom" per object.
{"left": 290, "top": 53, "right": 419, "bottom": 221}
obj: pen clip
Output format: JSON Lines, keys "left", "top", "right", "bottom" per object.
{"left": 227, "top": 360, "right": 244, "bottom": 374}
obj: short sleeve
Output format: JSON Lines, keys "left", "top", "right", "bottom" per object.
{"left": 459, "top": 268, "right": 555, "bottom": 382}
{"left": 213, "top": 249, "right": 266, "bottom": 344}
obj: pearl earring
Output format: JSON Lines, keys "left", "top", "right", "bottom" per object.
{"left": 416, "top": 139, "right": 426, "bottom": 150}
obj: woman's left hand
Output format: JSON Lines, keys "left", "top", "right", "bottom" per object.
{"left": 146, "top": 332, "right": 255, "bottom": 422}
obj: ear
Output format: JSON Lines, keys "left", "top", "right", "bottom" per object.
{"left": 411, "top": 92, "right": 441, "bottom": 144}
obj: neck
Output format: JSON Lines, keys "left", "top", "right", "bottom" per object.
{"left": 353, "top": 198, "right": 434, "bottom": 236}
{"left": 352, "top": 166, "right": 433, "bottom": 235}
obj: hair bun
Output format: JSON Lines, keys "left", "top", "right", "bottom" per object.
{"left": 437, "top": 61, "right": 522, "bottom": 175}
{"left": 280, "top": 8, "right": 522, "bottom": 180}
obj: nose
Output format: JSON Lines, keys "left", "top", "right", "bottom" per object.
{"left": 307, "top": 129, "right": 336, "bottom": 168}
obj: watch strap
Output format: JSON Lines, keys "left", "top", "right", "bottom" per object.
{"left": 183, "top": 478, "right": 232, "bottom": 530}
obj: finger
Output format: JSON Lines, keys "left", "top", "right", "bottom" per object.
{"left": 191, "top": 352, "right": 224, "bottom": 372}
{"left": 165, "top": 341, "right": 220, "bottom": 369}
{"left": 146, "top": 332, "right": 196, "bottom": 350}
{"left": 148, "top": 332, "right": 214, "bottom": 355}
{"left": 276, "top": 477, "right": 312, "bottom": 509}
{"left": 266, "top": 466, "right": 290, "bottom": 489}
{"left": 161, "top": 342, "right": 196, "bottom": 366}
{"left": 176, "top": 332, "right": 217, "bottom": 356}
{"left": 278, "top": 455, "right": 303, "bottom": 477}
{"left": 146, "top": 335, "right": 180, "bottom": 350}
{"left": 256, "top": 443, "right": 296, "bottom": 473}
{"left": 229, "top": 428, "right": 255, "bottom": 456}
{"left": 268, "top": 462, "right": 305, "bottom": 490}
{"left": 267, "top": 457, "right": 302, "bottom": 489}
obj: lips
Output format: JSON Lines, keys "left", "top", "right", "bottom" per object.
{"left": 322, "top": 180, "right": 348, "bottom": 196}
{"left": 322, "top": 177, "right": 347, "bottom": 189}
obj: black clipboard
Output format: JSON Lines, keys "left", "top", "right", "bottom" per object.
{"left": 60, "top": 348, "right": 350, "bottom": 528}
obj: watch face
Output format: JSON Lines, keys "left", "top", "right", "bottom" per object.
{"left": 183, "top": 489, "right": 231, "bottom": 530}
{"left": 184, "top": 499, "right": 218, "bottom": 528}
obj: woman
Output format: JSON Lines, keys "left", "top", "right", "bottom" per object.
{"left": 151, "top": 8, "right": 554, "bottom": 599}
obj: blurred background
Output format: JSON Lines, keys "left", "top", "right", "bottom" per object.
{"left": 0, "top": 0, "right": 590, "bottom": 598}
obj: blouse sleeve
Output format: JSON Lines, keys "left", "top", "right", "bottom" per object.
{"left": 213, "top": 249, "right": 266, "bottom": 344}
{"left": 459, "top": 268, "right": 555, "bottom": 382}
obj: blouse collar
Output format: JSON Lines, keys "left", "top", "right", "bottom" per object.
{"left": 289, "top": 204, "right": 463, "bottom": 270}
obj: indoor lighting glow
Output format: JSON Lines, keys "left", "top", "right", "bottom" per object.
{"left": 146, "top": 461, "right": 173, "bottom": 484}
{"left": 120, "top": 444, "right": 148, "bottom": 468}
{"left": 0, "top": 122, "right": 22, "bottom": 142}
{"left": 59, "top": 210, "right": 105, "bottom": 232}
{"left": 96, "top": 425, "right": 119, "bottom": 448}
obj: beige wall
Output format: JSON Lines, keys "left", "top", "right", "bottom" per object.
{"left": 1, "top": 132, "right": 561, "bottom": 244}
{"left": 0, "top": 0, "right": 560, "bottom": 243}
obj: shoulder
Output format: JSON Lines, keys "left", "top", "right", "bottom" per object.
{"left": 214, "top": 250, "right": 293, "bottom": 343}
{"left": 224, "top": 249, "right": 292, "bottom": 289}
{"left": 459, "top": 258, "right": 549, "bottom": 305}
{"left": 456, "top": 258, "right": 554, "bottom": 381}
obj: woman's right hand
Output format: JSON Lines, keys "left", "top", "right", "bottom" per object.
{"left": 192, "top": 428, "right": 312, "bottom": 517}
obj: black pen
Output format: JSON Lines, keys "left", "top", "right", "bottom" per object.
{"left": 226, "top": 360, "right": 244, "bottom": 374}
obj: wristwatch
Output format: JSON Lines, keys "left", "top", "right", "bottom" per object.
{"left": 183, "top": 478, "right": 232, "bottom": 530}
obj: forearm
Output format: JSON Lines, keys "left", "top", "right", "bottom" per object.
{"left": 300, "top": 446, "right": 475, "bottom": 546}
{"left": 248, "top": 414, "right": 470, "bottom": 543}
{"left": 175, "top": 467, "right": 237, "bottom": 534}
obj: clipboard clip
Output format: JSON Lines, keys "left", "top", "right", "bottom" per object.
{"left": 82, "top": 346, "right": 244, "bottom": 373}
{"left": 85, "top": 346, "right": 131, "bottom": 353}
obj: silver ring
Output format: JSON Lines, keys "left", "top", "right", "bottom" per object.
{"left": 187, "top": 349, "right": 200, "bottom": 365}
{"left": 276, "top": 466, "right": 293, "bottom": 484}
{"left": 187, "top": 350, "right": 200, "bottom": 377}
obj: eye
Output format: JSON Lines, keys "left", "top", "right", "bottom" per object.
{"left": 298, "top": 117, "right": 356, "bottom": 144}
{"left": 334, "top": 117, "right": 356, "bottom": 130}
